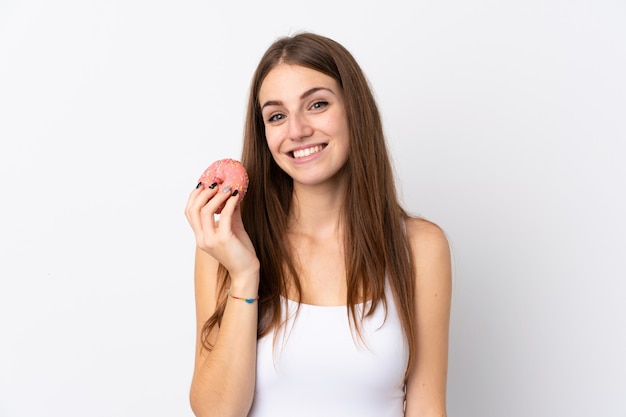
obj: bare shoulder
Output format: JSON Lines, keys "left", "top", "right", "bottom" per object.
{"left": 404, "top": 217, "right": 452, "bottom": 289}
{"left": 405, "top": 218, "right": 450, "bottom": 261}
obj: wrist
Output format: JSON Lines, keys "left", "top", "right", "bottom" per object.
{"left": 227, "top": 257, "right": 260, "bottom": 283}
{"left": 229, "top": 270, "right": 260, "bottom": 296}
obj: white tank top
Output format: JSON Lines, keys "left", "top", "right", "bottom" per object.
{"left": 248, "top": 286, "right": 409, "bottom": 417}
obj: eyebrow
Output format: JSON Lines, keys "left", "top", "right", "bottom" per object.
{"left": 260, "top": 87, "right": 335, "bottom": 111}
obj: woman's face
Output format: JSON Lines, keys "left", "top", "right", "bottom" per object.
{"left": 259, "top": 64, "right": 350, "bottom": 188}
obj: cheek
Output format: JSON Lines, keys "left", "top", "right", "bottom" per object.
{"left": 264, "top": 130, "right": 281, "bottom": 154}
{"left": 326, "top": 111, "right": 349, "bottom": 136}
{"left": 265, "top": 122, "right": 290, "bottom": 145}
{"left": 329, "top": 119, "right": 350, "bottom": 145}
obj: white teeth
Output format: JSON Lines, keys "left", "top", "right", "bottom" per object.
{"left": 293, "top": 145, "right": 323, "bottom": 159}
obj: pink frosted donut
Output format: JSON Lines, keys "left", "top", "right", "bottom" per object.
{"left": 198, "top": 158, "right": 249, "bottom": 213}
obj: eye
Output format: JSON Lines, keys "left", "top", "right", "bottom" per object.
{"left": 309, "top": 100, "right": 329, "bottom": 111}
{"left": 267, "top": 113, "right": 286, "bottom": 123}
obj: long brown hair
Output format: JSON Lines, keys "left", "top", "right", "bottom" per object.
{"left": 202, "top": 32, "right": 416, "bottom": 378}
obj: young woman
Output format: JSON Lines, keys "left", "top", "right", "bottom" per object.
{"left": 184, "top": 32, "right": 452, "bottom": 417}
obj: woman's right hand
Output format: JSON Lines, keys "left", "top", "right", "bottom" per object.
{"left": 185, "top": 183, "right": 260, "bottom": 281}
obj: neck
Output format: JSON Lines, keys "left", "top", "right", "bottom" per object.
{"left": 289, "top": 179, "right": 346, "bottom": 239}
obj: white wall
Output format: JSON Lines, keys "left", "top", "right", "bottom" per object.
{"left": 1, "top": 1, "right": 624, "bottom": 416}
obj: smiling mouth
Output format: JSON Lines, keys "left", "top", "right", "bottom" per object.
{"left": 291, "top": 145, "right": 325, "bottom": 159}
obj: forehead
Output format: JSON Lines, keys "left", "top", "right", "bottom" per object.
{"left": 259, "top": 64, "right": 340, "bottom": 102}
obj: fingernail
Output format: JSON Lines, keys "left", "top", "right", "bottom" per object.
{"left": 231, "top": 189, "right": 239, "bottom": 197}
{"left": 196, "top": 182, "right": 202, "bottom": 189}
{"left": 208, "top": 182, "right": 218, "bottom": 189}
{"left": 222, "top": 185, "right": 232, "bottom": 193}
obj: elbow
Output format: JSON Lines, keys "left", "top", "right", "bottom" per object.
{"left": 189, "top": 389, "right": 206, "bottom": 417}
{"left": 189, "top": 390, "right": 221, "bottom": 417}
{"left": 189, "top": 385, "right": 217, "bottom": 417}
{"left": 189, "top": 387, "right": 251, "bottom": 417}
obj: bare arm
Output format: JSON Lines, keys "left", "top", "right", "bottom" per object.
{"left": 185, "top": 185, "right": 260, "bottom": 417}
{"left": 404, "top": 218, "right": 452, "bottom": 417}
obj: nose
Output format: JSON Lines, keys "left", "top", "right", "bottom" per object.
{"left": 287, "top": 113, "right": 313, "bottom": 141}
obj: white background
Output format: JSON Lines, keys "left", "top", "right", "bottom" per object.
{"left": 1, "top": 1, "right": 625, "bottom": 416}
